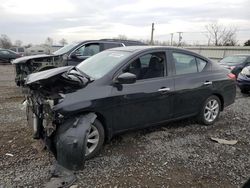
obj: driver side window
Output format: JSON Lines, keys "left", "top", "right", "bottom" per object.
{"left": 124, "top": 52, "right": 166, "bottom": 80}
{"left": 75, "top": 43, "right": 100, "bottom": 56}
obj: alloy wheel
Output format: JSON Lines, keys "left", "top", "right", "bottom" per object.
{"left": 204, "top": 99, "right": 219, "bottom": 123}
{"left": 85, "top": 124, "right": 100, "bottom": 156}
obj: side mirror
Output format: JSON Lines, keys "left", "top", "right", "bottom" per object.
{"left": 71, "top": 52, "right": 82, "bottom": 59}
{"left": 70, "top": 53, "right": 78, "bottom": 59}
{"left": 116, "top": 72, "right": 136, "bottom": 84}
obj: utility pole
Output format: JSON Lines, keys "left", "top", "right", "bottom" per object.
{"left": 150, "top": 23, "right": 155, "bottom": 45}
{"left": 170, "top": 33, "right": 174, "bottom": 46}
{"left": 177, "top": 32, "right": 183, "bottom": 46}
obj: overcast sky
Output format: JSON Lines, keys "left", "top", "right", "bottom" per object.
{"left": 0, "top": 0, "right": 249, "bottom": 45}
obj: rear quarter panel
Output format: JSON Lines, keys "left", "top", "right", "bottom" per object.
{"left": 210, "top": 66, "right": 236, "bottom": 109}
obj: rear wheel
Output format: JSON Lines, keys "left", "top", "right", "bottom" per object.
{"left": 198, "top": 95, "right": 221, "bottom": 125}
{"left": 85, "top": 119, "right": 105, "bottom": 160}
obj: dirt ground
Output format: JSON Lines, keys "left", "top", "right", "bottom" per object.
{"left": 0, "top": 64, "right": 250, "bottom": 188}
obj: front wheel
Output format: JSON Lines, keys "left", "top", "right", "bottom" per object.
{"left": 197, "top": 95, "right": 221, "bottom": 125}
{"left": 85, "top": 119, "right": 105, "bottom": 160}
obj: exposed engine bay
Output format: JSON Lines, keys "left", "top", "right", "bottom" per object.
{"left": 24, "top": 66, "right": 94, "bottom": 171}
{"left": 13, "top": 55, "right": 66, "bottom": 86}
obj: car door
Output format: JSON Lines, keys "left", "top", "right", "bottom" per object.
{"left": 111, "top": 51, "right": 174, "bottom": 132}
{"left": 170, "top": 50, "right": 213, "bottom": 118}
{"left": 0, "top": 50, "right": 11, "bottom": 61}
{"left": 67, "top": 43, "right": 101, "bottom": 66}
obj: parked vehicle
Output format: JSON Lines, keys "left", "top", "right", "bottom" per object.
{"left": 0, "top": 49, "right": 21, "bottom": 63}
{"left": 237, "top": 66, "right": 250, "bottom": 93}
{"left": 9, "top": 47, "right": 26, "bottom": 56}
{"left": 12, "top": 39, "right": 145, "bottom": 86}
{"left": 218, "top": 54, "right": 250, "bottom": 77}
{"left": 25, "top": 46, "right": 236, "bottom": 168}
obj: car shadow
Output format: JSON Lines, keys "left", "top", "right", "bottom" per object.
{"left": 109, "top": 117, "right": 198, "bottom": 145}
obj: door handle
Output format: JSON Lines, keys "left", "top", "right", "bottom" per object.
{"left": 158, "top": 87, "right": 170, "bottom": 92}
{"left": 203, "top": 81, "right": 212, "bottom": 85}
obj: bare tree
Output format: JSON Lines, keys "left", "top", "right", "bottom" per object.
{"left": 244, "top": 40, "right": 250, "bottom": 46}
{"left": 205, "top": 22, "right": 237, "bottom": 46}
{"left": 24, "top": 43, "right": 32, "bottom": 48}
{"left": 59, "top": 38, "right": 68, "bottom": 46}
{"left": 45, "top": 37, "right": 53, "bottom": 46}
{"left": 0, "top": 34, "right": 12, "bottom": 48}
{"left": 116, "top": 35, "right": 128, "bottom": 40}
{"left": 14, "top": 40, "right": 23, "bottom": 47}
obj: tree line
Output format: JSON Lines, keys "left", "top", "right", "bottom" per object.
{"left": 1, "top": 22, "right": 250, "bottom": 48}
{"left": 0, "top": 35, "right": 68, "bottom": 49}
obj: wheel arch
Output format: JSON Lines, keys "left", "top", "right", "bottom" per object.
{"left": 212, "top": 93, "right": 224, "bottom": 111}
{"left": 77, "top": 110, "right": 111, "bottom": 142}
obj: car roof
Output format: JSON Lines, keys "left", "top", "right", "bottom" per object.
{"left": 106, "top": 46, "right": 211, "bottom": 62}
{"left": 0, "top": 48, "right": 10, "bottom": 51}
{"left": 107, "top": 45, "right": 185, "bottom": 52}
{"left": 77, "top": 39, "right": 145, "bottom": 45}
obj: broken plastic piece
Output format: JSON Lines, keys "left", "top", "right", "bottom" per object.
{"left": 5, "top": 153, "right": 14, "bottom": 157}
{"left": 210, "top": 137, "right": 238, "bottom": 145}
{"left": 55, "top": 113, "right": 97, "bottom": 170}
{"left": 45, "top": 163, "right": 76, "bottom": 188}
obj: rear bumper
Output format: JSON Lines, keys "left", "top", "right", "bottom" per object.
{"left": 223, "top": 83, "right": 236, "bottom": 108}
{"left": 237, "top": 74, "right": 250, "bottom": 90}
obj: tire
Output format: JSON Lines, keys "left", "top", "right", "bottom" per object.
{"left": 197, "top": 95, "right": 221, "bottom": 125}
{"left": 85, "top": 119, "right": 105, "bottom": 160}
{"left": 241, "top": 88, "right": 249, "bottom": 94}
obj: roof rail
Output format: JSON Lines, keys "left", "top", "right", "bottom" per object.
{"left": 100, "top": 39, "right": 144, "bottom": 43}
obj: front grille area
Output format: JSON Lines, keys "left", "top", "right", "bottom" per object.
{"left": 43, "top": 102, "right": 56, "bottom": 137}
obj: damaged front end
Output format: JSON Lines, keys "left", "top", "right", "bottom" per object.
{"left": 12, "top": 54, "right": 66, "bottom": 86}
{"left": 25, "top": 66, "right": 94, "bottom": 170}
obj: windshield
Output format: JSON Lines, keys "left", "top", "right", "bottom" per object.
{"left": 220, "top": 55, "right": 247, "bottom": 65}
{"left": 77, "top": 50, "right": 131, "bottom": 79}
{"left": 53, "top": 42, "right": 79, "bottom": 55}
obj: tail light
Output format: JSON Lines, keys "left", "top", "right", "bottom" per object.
{"left": 227, "top": 73, "right": 236, "bottom": 80}
{"left": 230, "top": 66, "right": 235, "bottom": 70}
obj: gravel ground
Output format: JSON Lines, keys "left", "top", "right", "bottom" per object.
{"left": 0, "top": 64, "right": 250, "bottom": 188}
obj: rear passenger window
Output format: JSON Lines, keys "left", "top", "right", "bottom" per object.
{"left": 196, "top": 58, "right": 207, "bottom": 72}
{"left": 18, "top": 48, "right": 24, "bottom": 52}
{"left": 173, "top": 53, "right": 198, "bottom": 75}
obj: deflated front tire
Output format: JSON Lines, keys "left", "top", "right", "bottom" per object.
{"left": 52, "top": 113, "right": 104, "bottom": 170}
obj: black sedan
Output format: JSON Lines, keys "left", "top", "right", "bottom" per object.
{"left": 25, "top": 46, "right": 236, "bottom": 169}
{"left": 237, "top": 66, "right": 250, "bottom": 93}
{"left": 218, "top": 54, "right": 250, "bottom": 77}
{"left": 0, "top": 49, "right": 21, "bottom": 63}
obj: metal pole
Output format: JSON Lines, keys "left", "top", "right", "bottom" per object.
{"left": 150, "top": 23, "right": 155, "bottom": 45}
{"left": 177, "top": 32, "right": 183, "bottom": 46}
{"left": 170, "top": 33, "right": 174, "bottom": 46}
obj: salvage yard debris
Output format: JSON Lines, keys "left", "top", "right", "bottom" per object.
{"left": 210, "top": 137, "right": 238, "bottom": 145}
{"left": 5, "top": 153, "right": 14, "bottom": 157}
{"left": 1, "top": 65, "right": 250, "bottom": 187}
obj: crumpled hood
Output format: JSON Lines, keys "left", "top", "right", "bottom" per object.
{"left": 25, "top": 66, "right": 73, "bottom": 85}
{"left": 12, "top": 54, "right": 56, "bottom": 64}
{"left": 25, "top": 66, "right": 90, "bottom": 97}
